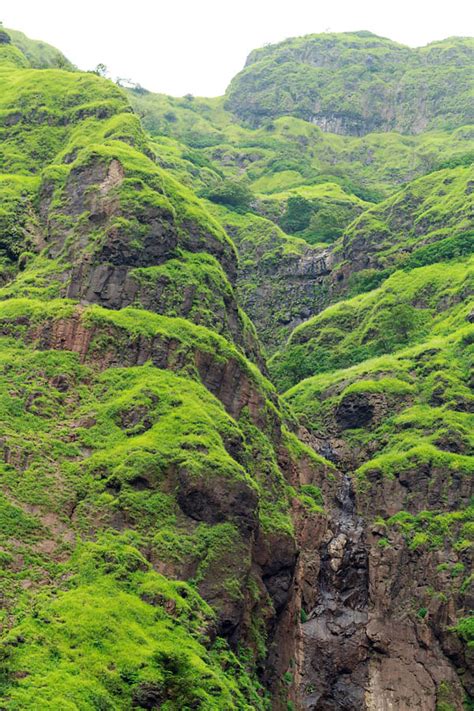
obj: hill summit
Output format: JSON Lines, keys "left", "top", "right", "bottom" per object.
{"left": 225, "top": 32, "right": 474, "bottom": 134}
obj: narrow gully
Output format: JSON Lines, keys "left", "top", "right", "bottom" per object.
{"left": 299, "top": 473, "right": 370, "bottom": 710}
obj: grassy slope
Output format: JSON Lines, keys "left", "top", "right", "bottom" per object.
{"left": 131, "top": 90, "right": 474, "bottom": 202}
{"left": 4, "top": 27, "right": 74, "bottom": 69}
{"left": 0, "top": 33, "right": 321, "bottom": 709}
{"left": 270, "top": 257, "right": 473, "bottom": 389}
{"left": 337, "top": 164, "right": 474, "bottom": 272}
{"left": 0, "top": 337, "right": 271, "bottom": 708}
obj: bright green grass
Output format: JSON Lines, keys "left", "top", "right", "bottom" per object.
{"left": 270, "top": 257, "right": 473, "bottom": 390}
{"left": 1, "top": 533, "right": 266, "bottom": 710}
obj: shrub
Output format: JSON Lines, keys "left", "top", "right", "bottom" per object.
{"left": 203, "top": 178, "right": 254, "bottom": 211}
{"left": 280, "top": 196, "right": 313, "bottom": 233}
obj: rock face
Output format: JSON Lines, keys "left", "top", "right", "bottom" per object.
{"left": 39, "top": 155, "right": 264, "bottom": 366}
{"left": 292, "top": 461, "right": 471, "bottom": 710}
{"left": 300, "top": 475, "right": 369, "bottom": 709}
{"left": 223, "top": 212, "right": 334, "bottom": 352}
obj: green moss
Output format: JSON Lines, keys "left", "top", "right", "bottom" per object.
{"left": 0, "top": 493, "right": 41, "bottom": 541}
{"left": 0, "top": 258, "right": 66, "bottom": 301}
{"left": 78, "top": 364, "right": 251, "bottom": 488}
{"left": 129, "top": 250, "right": 240, "bottom": 340}
{"left": 298, "top": 485, "right": 324, "bottom": 513}
{"left": 0, "top": 296, "right": 272, "bottom": 395}
{"left": 0, "top": 174, "right": 39, "bottom": 267}
{"left": 454, "top": 617, "right": 474, "bottom": 646}
{"left": 0, "top": 296, "right": 75, "bottom": 322}
{"left": 385, "top": 507, "right": 474, "bottom": 551}
{"left": 343, "top": 378, "right": 415, "bottom": 396}
{"left": 357, "top": 445, "right": 473, "bottom": 479}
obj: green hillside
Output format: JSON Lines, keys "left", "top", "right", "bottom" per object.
{"left": 0, "top": 26, "right": 472, "bottom": 711}
{"left": 225, "top": 32, "right": 474, "bottom": 134}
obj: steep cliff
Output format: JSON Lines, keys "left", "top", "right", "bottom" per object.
{"left": 0, "top": 26, "right": 472, "bottom": 711}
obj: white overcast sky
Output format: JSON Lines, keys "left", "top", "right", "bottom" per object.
{"left": 2, "top": 0, "right": 473, "bottom": 96}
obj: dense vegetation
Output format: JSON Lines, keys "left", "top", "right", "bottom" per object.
{"left": 0, "top": 25, "right": 472, "bottom": 710}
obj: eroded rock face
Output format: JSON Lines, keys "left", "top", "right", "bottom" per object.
{"left": 254, "top": 529, "right": 298, "bottom": 615}
{"left": 298, "top": 475, "right": 369, "bottom": 709}
{"left": 287, "top": 438, "right": 473, "bottom": 710}
{"left": 38, "top": 156, "right": 264, "bottom": 364}
{"left": 365, "top": 541, "right": 466, "bottom": 710}
{"left": 242, "top": 246, "right": 333, "bottom": 350}
{"left": 225, "top": 216, "right": 334, "bottom": 352}
{"left": 3, "top": 309, "right": 273, "bottom": 423}
{"left": 290, "top": 470, "right": 471, "bottom": 710}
